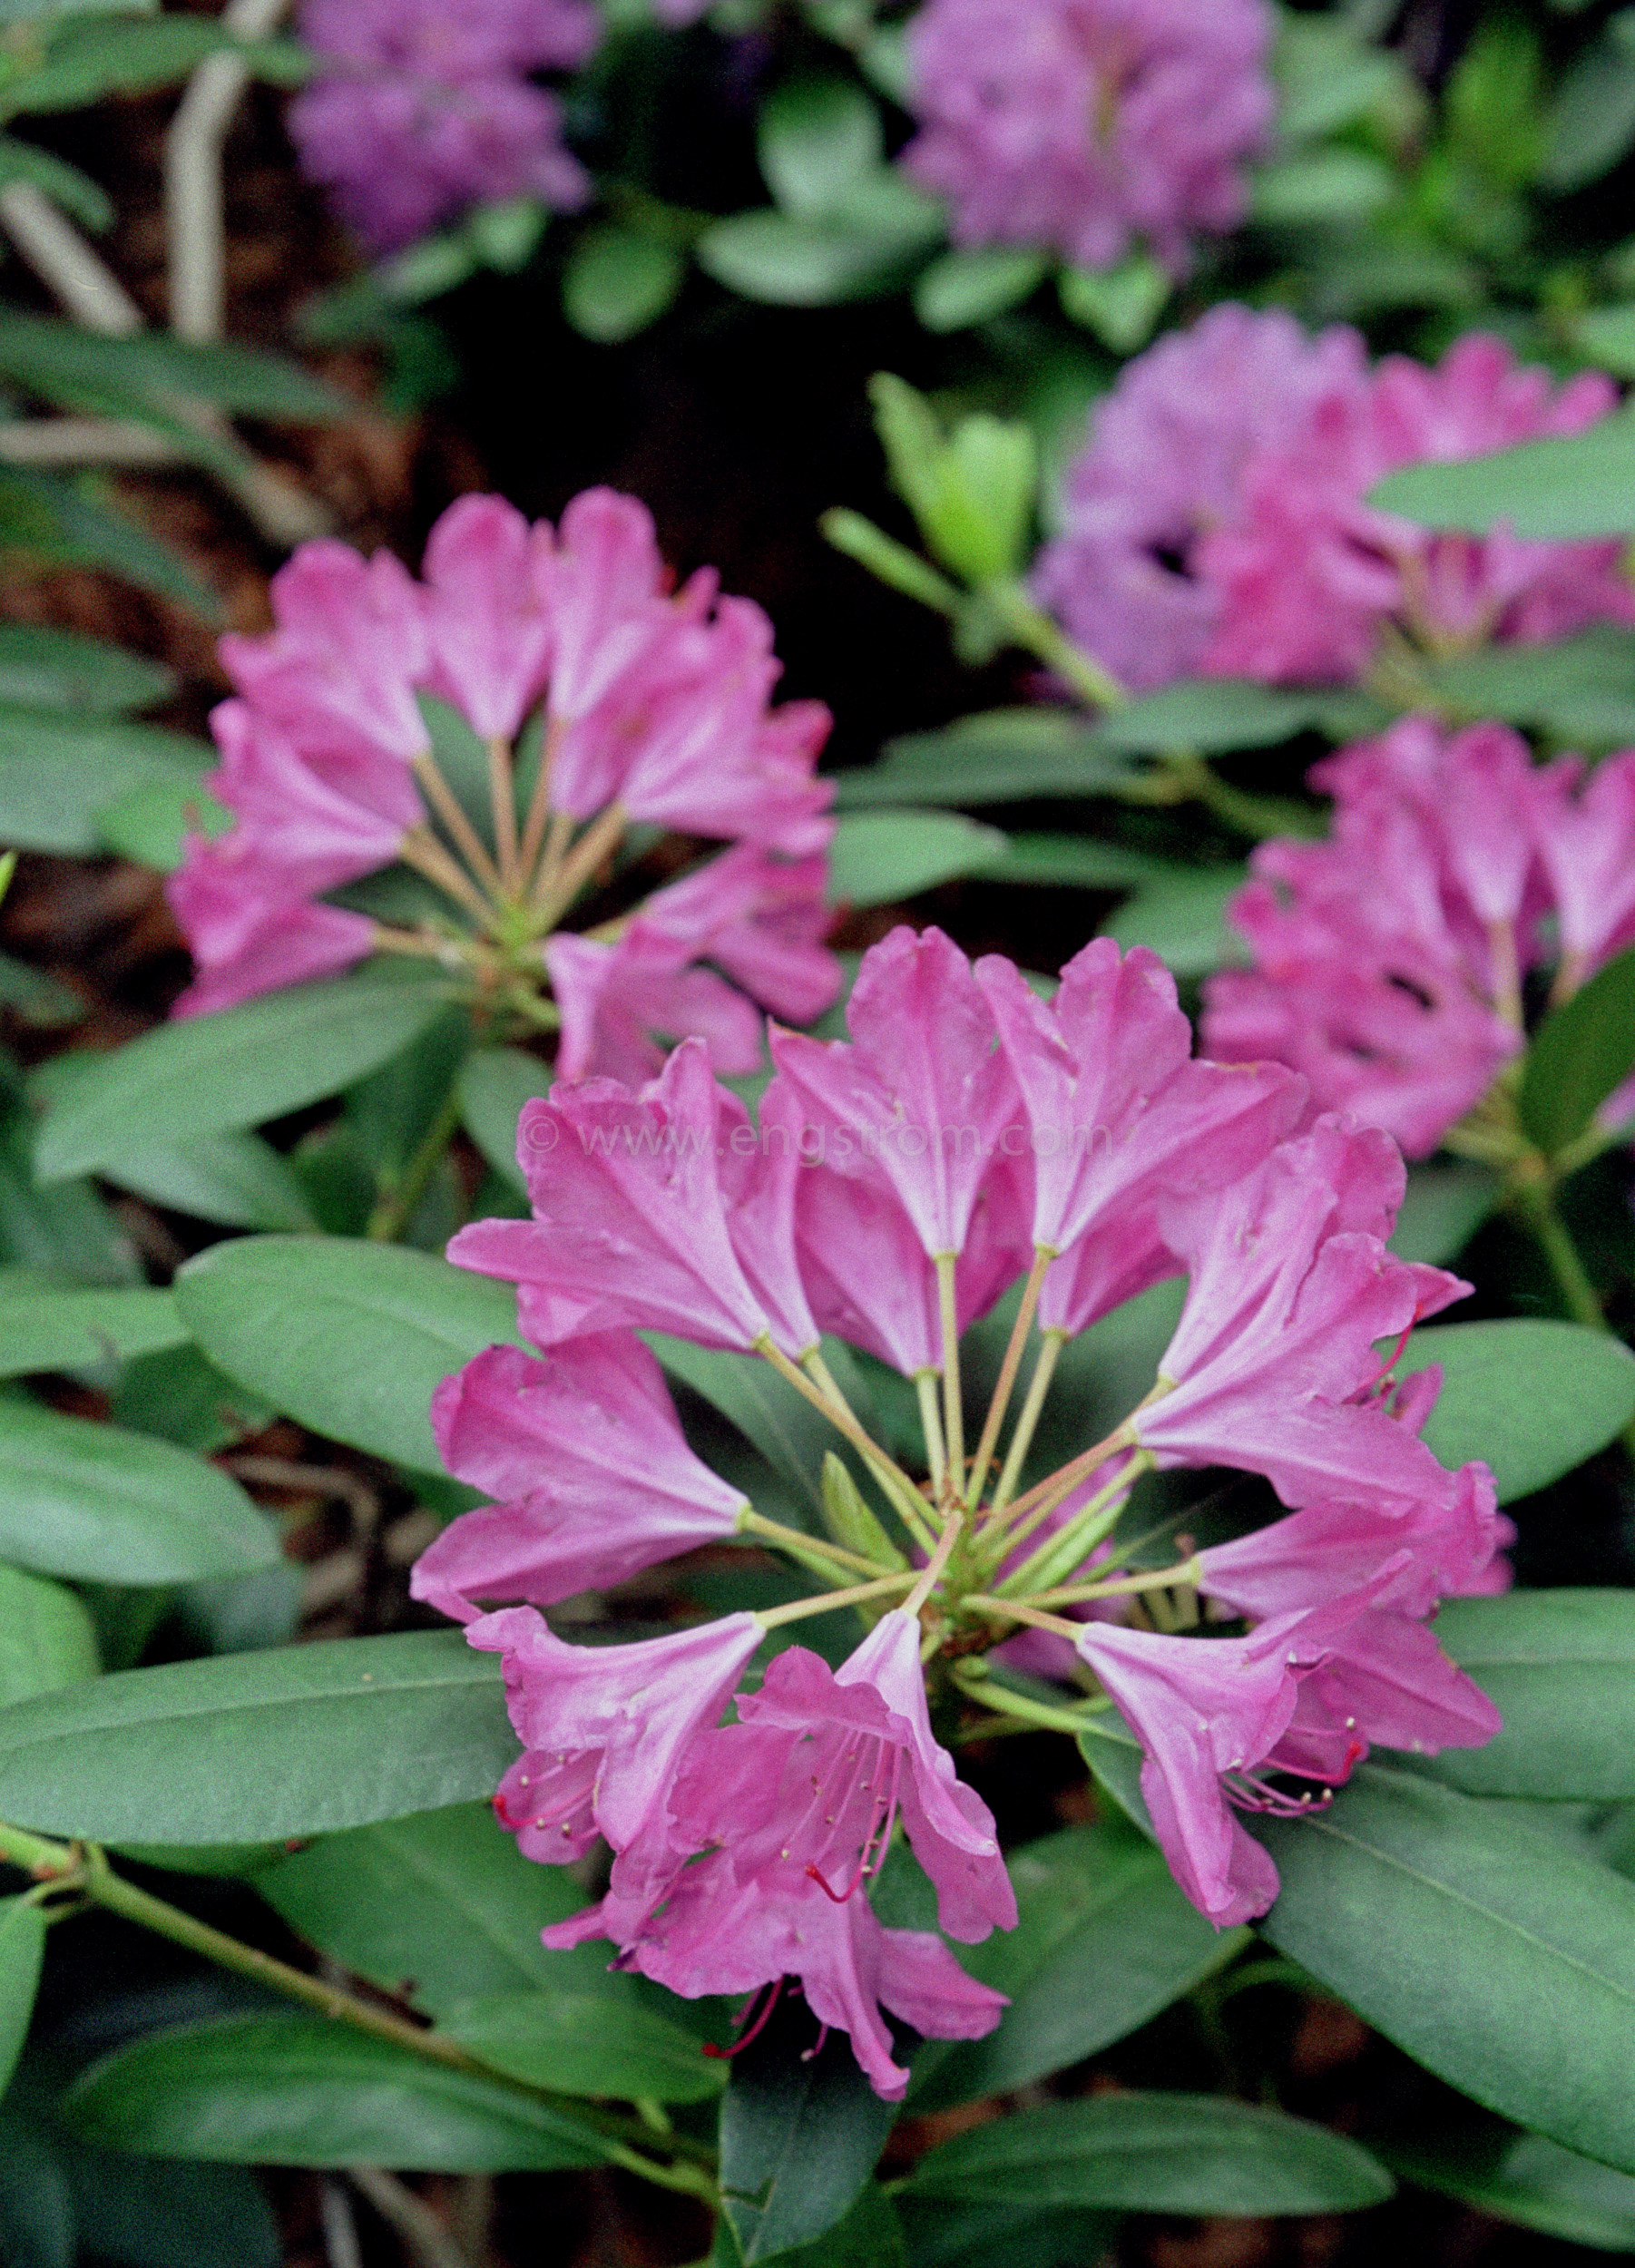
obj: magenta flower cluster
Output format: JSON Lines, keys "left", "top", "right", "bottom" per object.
{"left": 417, "top": 924, "right": 1504, "bottom": 2092}
{"left": 1034, "top": 308, "right": 1635, "bottom": 692}
{"left": 902, "top": 0, "right": 1274, "bottom": 276}
{"left": 1204, "top": 717, "right": 1635, "bottom": 1158}
{"left": 289, "top": 0, "right": 600, "bottom": 254}
{"left": 167, "top": 489, "right": 837, "bottom": 1083}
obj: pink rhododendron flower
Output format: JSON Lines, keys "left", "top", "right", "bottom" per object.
{"left": 1032, "top": 306, "right": 1367, "bottom": 692}
{"left": 1203, "top": 719, "right": 1635, "bottom": 1158}
{"left": 902, "top": 0, "right": 1274, "bottom": 277}
{"left": 167, "top": 488, "right": 837, "bottom": 1055}
{"left": 411, "top": 1336, "right": 748, "bottom": 1620}
{"left": 289, "top": 0, "right": 599, "bottom": 255}
{"left": 1037, "top": 316, "right": 1635, "bottom": 692}
{"left": 426, "top": 922, "right": 1504, "bottom": 2041}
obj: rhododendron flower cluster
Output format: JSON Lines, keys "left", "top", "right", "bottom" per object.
{"left": 167, "top": 489, "right": 838, "bottom": 1082}
{"left": 417, "top": 924, "right": 1504, "bottom": 2092}
{"left": 289, "top": 0, "right": 600, "bottom": 254}
{"left": 1034, "top": 310, "right": 1635, "bottom": 692}
{"left": 901, "top": 0, "right": 1274, "bottom": 276}
{"left": 1203, "top": 715, "right": 1635, "bottom": 1158}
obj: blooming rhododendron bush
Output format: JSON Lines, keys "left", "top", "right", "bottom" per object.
{"left": 10, "top": 3, "right": 1635, "bottom": 2264}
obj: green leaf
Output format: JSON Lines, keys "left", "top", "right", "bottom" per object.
{"left": 698, "top": 210, "right": 932, "bottom": 307}
{"left": 1445, "top": 15, "right": 1544, "bottom": 187}
{"left": 0, "top": 1628, "right": 514, "bottom": 1842}
{"left": 820, "top": 508, "right": 960, "bottom": 616}
{"left": 95, "top": 1131, "right": 317, "bottom": 1232}
{"left": 903, "top": 2093, "right": 1393, "bottom": 2214}
{"left": 1057, "top": 254, "right": 1169, "bottom": 352}
{"left": 0, "top": 1563, "right": 96, "bottom": 1705}
{"left": 175, "top": 1235, "right": 519, "bottom": 1470}
{"left": 869, "top": 374, "right": 1037, "bottom": 585}
{"left": 981, "top": 833, "right": 1182, "bottom": 891}
{"left": 34, "top": 973, "right": 445, "bottom": 1181}
{"left": 0, "top": 1896, "right": 45, "bottom": 2097}
{"left": 60, "top": 2147, "right": 278, "bottom": 2268}
{"left": 1577, "top": 305, "right": 1635, "bottom": 380}
{"left": 1104, "top": 870, "right": 1246, "bottom": 977}
{"left": 1250, "top": 148, "right": 1394, "bottom": 224}
{"left": 1419, "top": 626, "right": 1635, "bottom": 745}
{"left": 1098, "top": 679, "right": 1384, "bottom": 754}
{"left": 741, "top": 2185, "right": 906, "bottom": 2268}
{"left": 911, "top": 1819, "right": 1247, "bottom": 2109}
{"left": 1274, "top": 15, "right": 1405, "bottom": 140}
{"left": 912, "top": 247, "right": 1044, "bottom": 333}
{"left": 1380, "top": 2120, "right": 1635, "bottom": 2252}
{"left": 0, "top": 466, "right": 213, "bottom": 610}
{"left": 1542, "top": 14, "right": 1635, "bottom": 189}
{"left": 0, "top": 951, "right": 80, "bottom": 1027}
{"left": 827, "top": 811, "right": 1008, "bottom": 906}
{"left": 1257, "top": 1765, "right": 1635, "bottom": 2174}
{"left": 0, "top": 703, "right": 208, "bottom": 855}
{"left": 0, "top": 1281, "right": 184, "bottom": 1374}
{"left": 1367, "top": 420, "right": 1635, "bottom": 541}
{"left": 1420, "top": 1590, "right": 1635, "bottom": 1801}
{"left": 562, "top": 226, "right": 683, "bottom": 343}
{"left": 458, "top": 1046, "right": 549, "bottom": 1196}
{"left": 0, "top": 1096, "right": 139, "bottom": 1283}
{"left": 1389, "top": 1161, "right": 1500, "bottom": 1264}
{"left": 109, "top": 1342, "right": 272, "bottom": 1455}
{"left": 0, "top": 2107, "right": 73, "bottom": 2268}
{"left": 3, "top": 19, "right": 308, "bottom": 117}
{"left": 0, "top": 1400, "right": 276, "bottom": 1584}
{"left": 1395, "top": 1319, "right": 1635, "bottom": 1501}
{"left": 759, "top": 76, "right": 882, "bottom": 217}
{"left": 1520, "top": 946, "right": 1635, "bottom": 1156}
{"left": 836, "top": 710, "right": 1136, "bottom": 808}
{"left": 896, "top": 2195, "right": 1116, "bottom": 2268}
{"left": 0, "top": 621, "right": 171, "bottom": 713}
{"left": 256, "top": 1803, "right": 629, "bottom": 2018}
{"left": 444, "top": 1990, "right": 724, "bottom": 2104}
{"left": 64, "top": 2017, "right": 606, "bottom": 2172}
{"left": 94, "top": 772, "right": 230, "bottom": 870}
{"left": 720, "top": 1997, "right": 897, "bottom": 2263}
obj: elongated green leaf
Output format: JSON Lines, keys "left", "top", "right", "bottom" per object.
{"left": 1542, "top": 16, "right": 1635, "bottom": 190}
{"left": 62, "top": 2146, "right": 278, "bottom": 2268}
{"left": 0, "top": 1629, "right": 514, "bottom": 1842}
{"left": 1419, "top": 626, "right": 1635, "bottom": 746}
{"left": 445, "top": 1990, "right": 723, "bottom": 2104}
{"left": 1368, "top": 421, "right": 1635, "bottom": 542}
{"left": 257, "top": 1803, "right": 615, "bottom": 2018}
{"left": 458, "top": 1046, "right": 549, "bottom": 1196}
{"left": 981, "top": 833, "right": 1180, "bottom": 892}
{"left": 0, "top": 1896, "right": 44, "bottom": 2097}
{"left": 176, "top": 1236, "right": 518, "bottom": 1469}
{"left": 896, "top": 2195, "right": 1116, "bottom": 2268}
{"left": 0, "top": 622, "right": 171, "bottom": 714}
{"left": 904, "top": 2093, "right": 1393, "bottom": 2214}
{"left": 1257, "top": 1766, "right": 1635, "bottom": 2171}
{"left": 0, "top": 952, "right": 79, "bottom": 1028}
{"left": 1422, "top": 1591, "right": 1635, "bottom": 1800}
{"left": 698, "top": 210, "right": 929, "bottom": 306}
{"left": 837, "top": 710, "right": 1137, "bottom": 809}
{"left": 95, "top": 771, "right": 230, "bottom": 870}
{"left": 1105, "top": 870, "right": 1245, "bottom": 977}
{"left": 1395, "top": 1319, "right": 1635, "bottom": 1501}
{"left": 4, "top": 20, "right": 308, "bottom": 118}
{"left": 0, "top": 1563, "right": 96, "bottom": 1706}
{"left": 97, "top": 1132, "right": 316, "bottom": 1233}
{"left": 720, "top": 1997, "right": 897, "bottom": 2263}
{"left": 0, "top": 1402, "right": 276, "bottom": 1584}
{"left": 0, "top": 465, "right": 212, "bottom": 610}
{"left": 0, "top": 1283, "right": 184, "bottom": 1374}
{"left": 1097, "top": 679, "right": 1385, "bottom": 755}
{"left": 64, "top": 2018, "right": 605, "bottom": 2172}
{"left": 827, "top": 811, "right": 1008, "bottom": 906}
{"left": 912, "top": 1819, "right": 1244, "bottom": 2109}
{"left": 1058, "top": 253, "right": 1169, "bottom": 352}
{"left": 34, "top": 973, "right": 444, "bottom": 1181}
{"left": 0, "top": 704, "right": 208, "bottom": 854}
{"left": 739, "top": 2185, "right": 907, "bottom": 2268}
{"left": 0, "top": 2108, "right": 73, "bottom": 2268}
{"left": 1520, "top": 947, "right": 1635, "bottom": 1157}
{"left": 0, "top": 130, "right": 111, "bottom": 230}
{"left": 1382, "top": 2121, "right": 1635, "bottom": 2251}
{"left": 0, "top": 1098, "right": 138, "bottom": 1284}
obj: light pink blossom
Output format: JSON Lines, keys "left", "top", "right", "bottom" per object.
{"left": 902, "top": 0, "right": 1274, "bottom": 277}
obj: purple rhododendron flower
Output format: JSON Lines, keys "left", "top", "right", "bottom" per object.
{"left": 1203, "top": 718, "right": 1635, "bottom": 1157}
{"left": 289, "top": 0, "right": 599, "bottom": 253}
{"left": 902, "top": 0, "right": 1274, "bottom": 275}
{"left": 1036, "top": 315, "right": 1635, "bottom": 693}
{"left": 167, "top": 489, "right": 838, "bottom": 1071}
